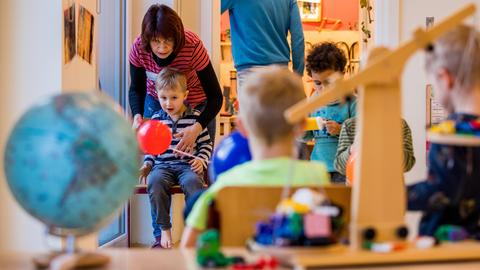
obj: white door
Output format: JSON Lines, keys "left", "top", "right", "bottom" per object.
{"left": 97, "top": 0, "right": 129, "bottom": 248}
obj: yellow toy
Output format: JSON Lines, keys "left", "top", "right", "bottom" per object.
{"left": 429, "top": 120, "right": 456, "bottom": 134}
{"left": 276, "top": 199, "right": 311, "bottom": 215}
{"left": 305, "top": 117, "right": 323, "bottom": 130}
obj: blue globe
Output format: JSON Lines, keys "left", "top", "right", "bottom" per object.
{"left": 3, "top": 92, "right": 139, "bottom": 235}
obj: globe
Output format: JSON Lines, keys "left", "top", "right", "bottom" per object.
{"left": 3, "top": 92, "right": 139, "bottom": 235}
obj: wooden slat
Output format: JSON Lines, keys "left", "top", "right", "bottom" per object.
{"left": 292, "top": 241, "right": 480, "bottom": 269}
{"left": 427, "top": 132, "right": 480, "bottom": 146}
{"left": 134, "top": 184, "right": 193, "bottom": 195}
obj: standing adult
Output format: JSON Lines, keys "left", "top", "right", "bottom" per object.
{"left": 221, "top": 0, "right": 305, "bottom": 89}
{"left": 129, "top": 4, "right": 222, "bottom": 151}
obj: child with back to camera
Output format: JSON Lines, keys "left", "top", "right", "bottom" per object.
{"left": 408, "top": 25, "right": 480, "bottom": 237}
{"left": 180, "top": 66, "right": 330, "bottom": 247}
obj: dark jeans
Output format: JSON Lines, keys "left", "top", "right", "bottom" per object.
{"left": 183, "top": 189, "right": 207, "bottom": 220}
{"left": 330, "top": 172, "right": 346, "bottom": 184}
{"left": 147, "top": 164, "right": 205, "bottom": 237}
{"left": 144, "top": 94, "right": 216, "bottom": 144}
{"left": 296, "top": 141, "right": 310, "bottom": 160}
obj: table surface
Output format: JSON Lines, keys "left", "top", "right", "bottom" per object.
{"left": 1, "top": 248, "right": 480, "bottom": 270}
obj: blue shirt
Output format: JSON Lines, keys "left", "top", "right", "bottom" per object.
{"left": 221, "top": 0, "right": 305, "bottom": 75}
{"left": 309, "top": 99, "right": 357, "bottom": 172}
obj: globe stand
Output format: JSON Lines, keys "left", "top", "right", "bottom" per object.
{"left": 33, "top": 232, "right": 110, "bottom": 269}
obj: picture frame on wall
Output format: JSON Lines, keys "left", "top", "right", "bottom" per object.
{"left": 298, "top": 0, "right": 322, "bottom": 22}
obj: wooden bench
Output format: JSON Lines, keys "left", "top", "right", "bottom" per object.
{"left": 134, "top": 184, "right": 184, "bottom": 195}
{"left": 128, "top": 176, "right": 210, "bottom": 247}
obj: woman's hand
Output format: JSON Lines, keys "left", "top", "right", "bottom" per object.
{"left": 174, "top": 122, "right": 202, "bottom": 156}
{"left": 325, "top": 120, "right": 341, "bottom": 136}
{"left": 189, "top": 159, "right": 204, "bottom": 174}
{"left": 139, "top": 163, "right": 152, "bottom": 184}
{"left": 132, "top": 114, "right": 143, "bottom": 130}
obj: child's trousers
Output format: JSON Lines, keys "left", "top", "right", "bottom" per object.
{"left": 147, "top": 164, "right": 204, "bottom": 237}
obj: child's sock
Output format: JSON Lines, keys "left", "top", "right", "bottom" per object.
{"left": 161, "top": 229, "right": 173, "bottom": 249}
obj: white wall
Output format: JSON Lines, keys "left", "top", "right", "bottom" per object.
{"left": 0, "top": 0, "right": 62, "bottom": 251}
{"left": 374, "top": 0, "right": 399, "bottom": 48}
{"left": 61, "top": 0, "right": 99, "bottom": 92}
{"left": 400, "top": 0, "right": 480, "bottom": 184}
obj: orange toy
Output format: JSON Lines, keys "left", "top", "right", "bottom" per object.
{"left": 346, "top": 151, "right": 357, "bottom": 185}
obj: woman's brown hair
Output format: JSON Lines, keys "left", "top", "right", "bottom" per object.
{"left": 141, "top": 4, "right": 185, "bottom": 56}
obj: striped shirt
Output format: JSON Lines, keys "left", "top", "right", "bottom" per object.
{"left": 143, "top": 107, "right": 213, "bottom": 169}
{"left": 334, "top": 118, "right": 416, "bottom": 175}
{"left": 129, "top": 30, "right": 210, "bottom": 108}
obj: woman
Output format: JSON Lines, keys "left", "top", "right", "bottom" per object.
{"left": 129, "top": 4, "right": 222, "bottom": 152}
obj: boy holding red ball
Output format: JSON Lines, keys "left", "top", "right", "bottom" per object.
{"left": 139, "top": 67, "right": 213, "bottom": 249}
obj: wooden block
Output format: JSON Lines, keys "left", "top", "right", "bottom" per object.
{"left": 304, "top": 213, "right": 331, "bottom": 238}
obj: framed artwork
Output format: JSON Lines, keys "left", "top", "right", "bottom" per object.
{"left": 77, "top": 5, "right": 95, "bottom": 64}
{"left": 63, "top": 3, "right": 76, "bottom": 64}
{"left": 298, "top": 0, "right": 322, "bottom": 22}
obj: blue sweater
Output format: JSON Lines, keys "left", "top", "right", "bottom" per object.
{"left": 307, "top": 99, "right": 357, "bottom": 172}
{"left": 221, "top": 0, "right": 305, "bottom": 75}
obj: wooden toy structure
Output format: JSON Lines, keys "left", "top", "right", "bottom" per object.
{"left": 280, "top": 3, "right": 480, "bottom": 268}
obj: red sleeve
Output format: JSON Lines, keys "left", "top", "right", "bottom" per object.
{"left": 129, "top": 36, "right": 144, "bottom": 68}
{"left": 190, "top": 34, "right": 210, "bottom": 71}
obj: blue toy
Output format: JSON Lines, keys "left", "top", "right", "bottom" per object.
{"left": 254, "top": 202, "right": 344, "bottom": 247}
{"left": 209, "top": 131, "right": 252, "bottom": 183}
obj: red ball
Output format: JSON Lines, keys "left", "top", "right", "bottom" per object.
{"left": 137, "top": 120, "right": 172, "bottom": 155}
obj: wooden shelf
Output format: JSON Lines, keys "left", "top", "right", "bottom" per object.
{"left": 249, "top": 240, "right": 480, "bottom": 269}
{"left": 427, "top": 132, "right": 480, "bottom": 146}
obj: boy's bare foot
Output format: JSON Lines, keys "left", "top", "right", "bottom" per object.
{"left": 161, "top": 229, "right": 173, "bottom": 249}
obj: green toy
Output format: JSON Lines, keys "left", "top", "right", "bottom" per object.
{"left": 434, "top": 225, "right": 468, "bottom": 242}
{"left": 196, "top": 230, "right": 234, "bottom": 267}
{"left": 288, "top": 213, "right": 304, "bottom": 238}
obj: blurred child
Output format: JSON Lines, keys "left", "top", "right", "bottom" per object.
{"left": 139, "top": 67, "right": 212, "bottom": 248}
{"left": 408, "top": 25, "right": 480, "bottom": 236}
{"left": 334, "top": 117, "right": 416, "bottom": 176}
{"left": 180, "top": 66, "right": 330, "bottom": 247}
{"left": 305, "top": 42, "right": 357, "bottom": 183}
